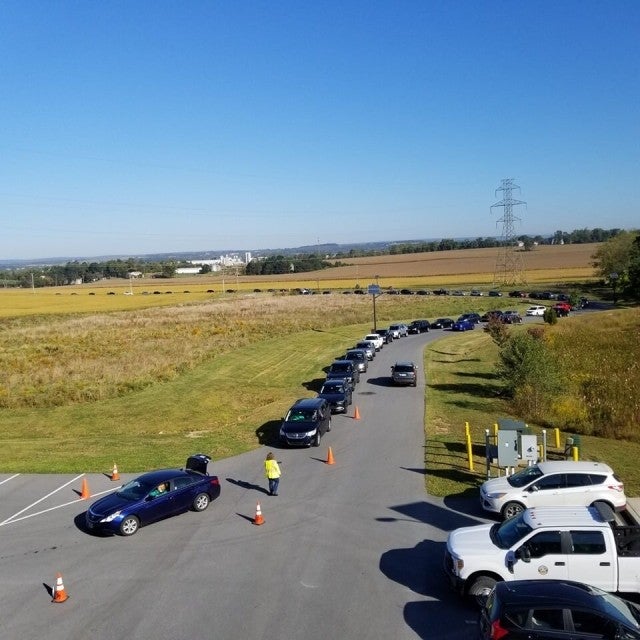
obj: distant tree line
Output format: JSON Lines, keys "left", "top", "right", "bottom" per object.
{"left": 0, "top": 227, "right": 631, "bottom": 289}
{"left": 245, "top": 254, "right": 333, "bottom": 275}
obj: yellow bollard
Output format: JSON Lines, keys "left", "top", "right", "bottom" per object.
{"left": 572, "top": 445, "right": 579, "bottom": 461}
{"left": 466, "top": 433, "right": 474, "bottom": 472}
{"left": 465, "top": 421, "right": 470, "bottom": 439}
{"left": 493, "top": 423, "right": 498, "bottom": 439}
{"left": 554, "top": 427, "right": 560, "bottom": 449}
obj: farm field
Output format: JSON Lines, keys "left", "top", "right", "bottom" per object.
{"left": 0, "top": 243, "right": 599, "bottom": 318}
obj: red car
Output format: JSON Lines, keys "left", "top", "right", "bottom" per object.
{"left": 553, "top": 301, "right": 572, "bottom": 317}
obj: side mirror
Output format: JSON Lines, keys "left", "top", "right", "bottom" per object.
{"left": 516, "top": 546, "right": 531, "bottom": 563}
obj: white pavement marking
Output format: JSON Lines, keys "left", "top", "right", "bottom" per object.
{"left": 0, "top": 473, "right": 20, "bottom": 486}
{"left": 2, "top": 486, "right": 119, "bottom": 526}
{"left": 0, "top": 473, "right": 85, "bottom": 526}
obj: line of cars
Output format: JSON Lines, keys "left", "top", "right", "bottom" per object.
{"left": 444, "top": 459, "right": 637, "bottom": 638}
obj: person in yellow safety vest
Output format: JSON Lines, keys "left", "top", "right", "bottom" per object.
{"left": 264, "top": 452, "right": 282, "bottom": 496}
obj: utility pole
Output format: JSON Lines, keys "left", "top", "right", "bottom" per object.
{"left": 491, "top": 178, "right": 527, "bottom": 285}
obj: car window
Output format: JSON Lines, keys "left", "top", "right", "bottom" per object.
{"left": 525, "top": 531, "right": 563, "bottom": 558}
{"left": 566, "top": 473, "right": 591, "bottom": 487}
{"left": 587, "top": 474, "right": 607, "bottom": 486}
{"left": 532, "top": 474, "right": 565, "bottom": 491}
{"left": 527, "top": 608, "right": 565, "bottom": 631}
{"left": 288, "top": 409, "right": 313, "bottom": 421}
{"left": 571, "top": 610, "right": 617, "bottom": 635}
{"left": 570, "top": 530, "right": 606, "bottom": 554}
{"left": 508, "top": 465, "right": 543, "bottom": 488}
{"left": 174, "top": 476, "right": 197, "bottom": 490}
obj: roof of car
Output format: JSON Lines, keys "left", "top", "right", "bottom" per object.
{"left": 535, "top": 460, "right": 613, "bottom": 474}
{"left": 495, "top": 579, "right": 610, "bottom": 609}
{"left": 522, "top": 505, "right": 607, "bottom": 530}
{"left": 291, "top": 397, "right": 328, "bottom": 409}
{"left": 137, "top": 469, "right": 192, "bottom": 483}
{"left": 393, "top": 361, "right": 416, "bottom": 367}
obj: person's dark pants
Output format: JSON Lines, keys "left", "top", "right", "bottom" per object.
{"left": 268, "top": 478, "right": 280, "bottom": 496}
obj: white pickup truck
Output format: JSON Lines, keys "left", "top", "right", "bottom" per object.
{"left": 363, "top": 333, "right": 384, "bottom": 351}
{"left": 444, "top": 503, "right": 640, "bottom": 602}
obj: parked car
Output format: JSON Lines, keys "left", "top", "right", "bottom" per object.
{"left": 279, "top": 397, "right": 331, "bottom": 447}
{"left": 364, "top": 333, "right": 384, "bottom": 351}
{"left": 525, "top": 305, "right": 546, "bottom": 316}
{"left": 501, "top": 311, "right": 523, "bottom": 324}
{"left": 480, "top": 460, "right": 626, "bottom": 520}
{"left": 399, "top": 289, "right": 413, "bottom": 295}
{"left": 375, "top": 328, "right": 394, "bottom": 343}
{"left": 389, "top": 323, "right": 409, "bottom": 338}
{"left": 326, "top": 359, "right": 360, "bottom": 389}
{"left": 470, "top": 290, "right": 483, "bottom": 297}
{"left": 415, "top": 289, "right": 431, "bottom": 295}
{"left": 317, "top": 380, "right": 352, "bottom": 413}
{"left": 457, "top": 312, "right": 482, "bottom": 324}
{"left": 85, "top": 454, "right": 220, "bottom": 536}
{"left": 481, "top": 310, "right": 504, "bottom": 322}
{"left": 479, "top": 579, "right": 640, "bottom": 640}
{"left": 509, "top": 290, "right": 528, "bottom": 298}
{"left": 451, "top": 319, "right": 475, "bottom": 331}
{"left": 553, "top": 301, "right": 572, "bottom": 317}
{"left": 431, "top": 317, "right": 455, "bottom": 329}
{"left": 390, "top": 361, "right": 418, "bottom": 386}
{"left": 344, "top": 348, "right": 368, "bottom": 373}
{"left": 433, "top": 288, "right": 450, "bottom": 295}
{"left": 488, "top": 290, "right": 503, "bottom": 297}
{"left": 451, "top": 290, "right": 466, "bottom": 296}
{"left": 354, "top": 340, "right": 376, "bottom": 360}
{"left": 408, "top": 319, "right": 430, "bottom": 334}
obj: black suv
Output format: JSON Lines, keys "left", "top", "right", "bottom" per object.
{"left": 279, "top": 398, "right": 331, "bottom": 447}
{"left": 408, "top": 319, "right": 430, "bottom": 334}
{"left": 326, "top": 360, "right": 360, "bottom": 390}
{"left": 479, "top": 579, "right": 640, "bottom": 639}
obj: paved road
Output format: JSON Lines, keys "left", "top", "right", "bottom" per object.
{"left": 0, "top": 329, "right": 486, "bottom": 640}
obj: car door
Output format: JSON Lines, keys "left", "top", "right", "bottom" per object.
{"left": 564, "top": 473, "right": 596, "bottom": 506}
{"left": 172, "top": 475, "right": 201, "bottom": 512}
{"left": 566, "top": 530, "right": 616, "bottom": 591}
{"left": 140, "top": 483, "right": 176, "bottom": 524}
{"left": 527, "top": 473, "right": 567, "bottom": 507}
{"left": 511, "top": 530, "right": 570, "bottom": 581}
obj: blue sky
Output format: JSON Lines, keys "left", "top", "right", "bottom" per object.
{"left": 1, "top": 1, "right": 638, "bottom": 260}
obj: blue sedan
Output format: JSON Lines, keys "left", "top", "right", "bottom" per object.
{"left": 451, "top": 319, "right": 476, "bottom": 331}
{"left": 85, "top": 454, "right": 220, "bottom": 536}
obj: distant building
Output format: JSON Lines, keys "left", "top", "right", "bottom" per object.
{"left": 175, "top": 267, "right": 202, "bottom": 275}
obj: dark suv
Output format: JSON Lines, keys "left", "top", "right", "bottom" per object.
{"left": 279, "top": 398, "right": 331, "bottom": 447}
{"left": 479, "top": 579, "right": 640, "bottom": 639}
{"left": 408, "top": 319, "right": 430, "bottom": 334}
{"left": 326, "top": 360, "right": 360, "bottom": 389}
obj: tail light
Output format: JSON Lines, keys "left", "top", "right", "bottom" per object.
{"left": 210, "top": 477, "right": 220, "bottom": 486}
{"left": 608, "top": 484, "right": 624, "bottom": 492}
{"left": 490, "top": 619, "right": 509, "bottom": 639}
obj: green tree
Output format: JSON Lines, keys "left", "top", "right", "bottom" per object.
{"left": 627, "top": 233, "right": 640, "bottom": 301}
{"left": 591, "top": 230, "right": 638, "bottom": 296}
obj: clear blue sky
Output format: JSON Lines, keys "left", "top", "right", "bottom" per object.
{"left": 1, "top": 1, "right": 638, "bottom": 260}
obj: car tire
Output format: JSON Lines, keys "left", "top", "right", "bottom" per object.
{"left": 193, "top": 492, "right": 210, "bottom": 512}
{"left": 412, "top": 381, "right": 417, "bottom": 387}
{"left": 468, "top": 575, "right": 498, "bottom": 605}
{"left": 314, "top": 431, "right": 321, "bottom": 447}
{"left": 327, "top": 420, "right": 332, "bottom": 432}
{"left": 120, "top": 515, "right": 140, "bottom": 536}
{"left": 502, "top": 501, "right": 525, "bottom": 520}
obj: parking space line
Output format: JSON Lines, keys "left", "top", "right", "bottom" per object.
{"left": 0, "top": 473, "right": 85, "bottom": 526}
{"left": 0, "top": 473, "right": 20, "bottom": 486}
{"left": 2, "top": 486, "right": 119, "bottom": 526}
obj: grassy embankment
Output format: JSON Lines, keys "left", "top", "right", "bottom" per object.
{"left": 424, "top": 308, "right": 640, "bottom": 497}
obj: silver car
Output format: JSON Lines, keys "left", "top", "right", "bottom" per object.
{"left": 344, "top": 349, "right": 368, "bottom": 373}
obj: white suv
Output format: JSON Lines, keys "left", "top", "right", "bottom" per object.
{"left": 480, "top": 460, "right": 626, "bottom": 520}
{"left": 525, "top": 305, "right": 546, "bottom": 316}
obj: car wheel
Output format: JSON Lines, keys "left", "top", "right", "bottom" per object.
{"left": 314, "top": 431, "right": 321, "bottom": 447}
{"left": 193, "top": 492, "right": 210, "bottom": 512}
{"left": 412, "top": 380, "right": 417, "bottom": 387}
{"left": 468, "top": 575, "right": 498, "bottom": 606}
{"left": 327, "top": 420, "right": 332, "bottom": 432}
{"left": 502, "top": 501, "right": 525, "bottom": 520}
{"left": 119, "top": 515, "right": 140, "bottom": 536}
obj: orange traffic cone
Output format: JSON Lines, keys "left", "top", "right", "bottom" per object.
{"left": 80, "top": 477, "right": 90, "bottom": 500}
{"left": 353, "top": 406, "right": 361, "bottom": 420}
{"left": 326, "top": 447, "right": 335, "bottom": 465}
{"left": 253, "top": 501, "right": 265, "bottom": 526}
{"left": 51, "top": 572, "right": 69, "bottom": 603}
{"left": 111, "top": 463, "right": 120, "bottom": 482}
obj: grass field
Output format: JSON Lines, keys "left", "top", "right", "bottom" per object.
{"left": 3, "top": 240, "right": 633, "bottom": 488}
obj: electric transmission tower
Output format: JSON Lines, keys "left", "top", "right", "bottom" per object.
{"left": 491, "top": 178, "right": 527, "bottom": 286}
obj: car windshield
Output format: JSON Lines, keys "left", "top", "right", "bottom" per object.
{"left": 286, "top": 408, "right": 315, "bottom": 422}
{"left": 493, "top": 512, "right": 533, "bottom": 548}
{"left": 597, "top": 590, "right": 640, "bottom": 628}
{"left": 117, "top": 478, "right": 155, "bottom": 501}
{"left": 394, "top": 364, "right": 414, "bottom": 372}
{"left": 321, "top": 384, "right": 343, "bottom": 394}
{"left": 507, "top": 465, "right": 544, "bottom": 487}
{"left": 330, "top": 363, "right": 350, "bottom": 373}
